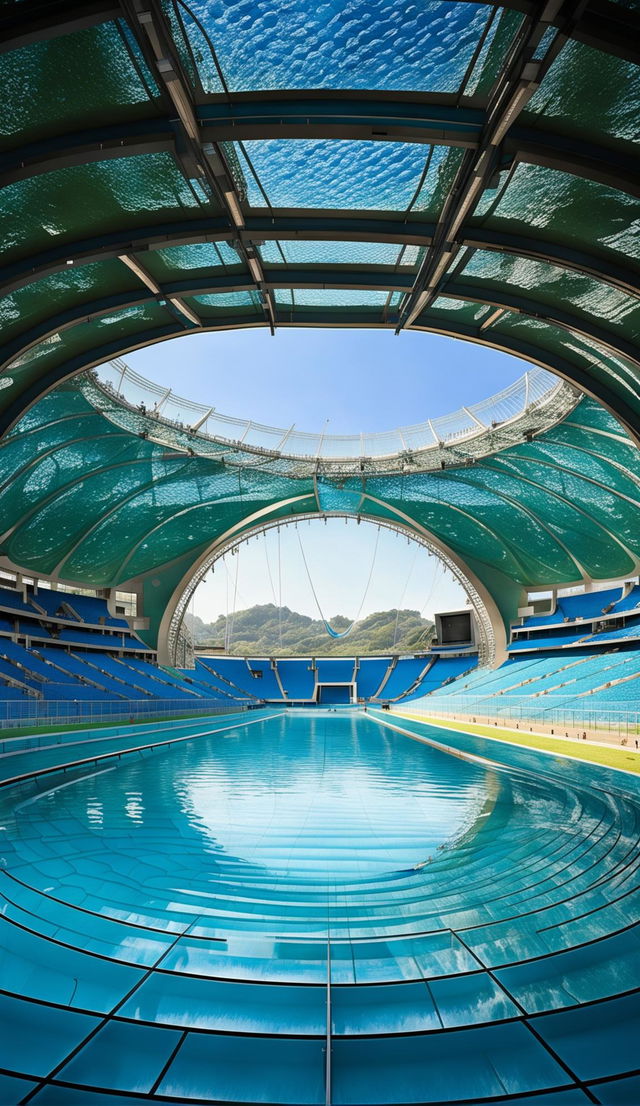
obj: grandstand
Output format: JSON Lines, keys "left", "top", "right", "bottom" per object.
{"left": 400, "top": 582, "right": 640, "bottom": 732}
{"left": 0, "top": 2, "right": 639, "bottom": 1104}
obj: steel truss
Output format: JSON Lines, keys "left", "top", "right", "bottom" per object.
{"left": 166, "top": 514, "right": 496, "bottom": 669}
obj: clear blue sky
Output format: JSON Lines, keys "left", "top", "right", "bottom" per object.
{"left": 125, "top": 328, "right": 526, "bottom": 434}
{"left": 122, "top": 329, "right": 529, "bottom": 623}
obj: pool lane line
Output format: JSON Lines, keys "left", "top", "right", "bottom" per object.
{"left": 366, "top": 709, "right": 509, "bottom": 775}
{"left": 0, "top": 710, "right": 287, "bottom": 789}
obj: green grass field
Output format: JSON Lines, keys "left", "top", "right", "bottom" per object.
{"left": 0, "top": 709, "right": 227, "bottom": 741}
{"left": 394, "top": 711, "right": 640, "bottom": 775}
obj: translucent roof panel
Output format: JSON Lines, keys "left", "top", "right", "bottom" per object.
{"left": 183, "top": 0, "right": 502, "bottom": 94}
{"left": 1, "top": 385, "right": 638, "bottom": 601}
{"left": 258, "top": 241, "right": 424, "bottom": 269}
{"left": 457, "top": 251, "right": 640, "bottom": 339}
{"left": 0, "top": 260, "right": 140, "bottom": 347}
{"left": 0, "top": 20, "right": 160, "bottom": 146}
{"left": 0, "top": 154, "right": 218, "bottom": 268}
{"left": 275, "top": 289, "right": 390, "bottom": 308}
{"left": 190, "top": 292, "right": 261, "bottom": 315}
{"left": 143, "top": 242, "right": 243, "bottom": 281}
{"left": 471, "top": 163, "right": 640, "bottom": 262}
{"left": 523, "top": 40, "right": 640, "bottom": 147}
{"left": 237, "top": 140, "right": 464, "bottom": 213}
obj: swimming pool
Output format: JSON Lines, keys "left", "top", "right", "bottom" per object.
{"left": 0, "top": 709, "right": 638, "bottom": 1104}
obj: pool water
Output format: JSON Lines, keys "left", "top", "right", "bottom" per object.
{"left": 0, "top": 709, "right": 639, "bottom": 1104}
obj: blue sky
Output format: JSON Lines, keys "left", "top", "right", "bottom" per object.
{"left": 125, "top": 328, "right": 526, "bottom": 433}
{"left": 124, "top": 329, "right": 528, "bottom": 623}
{"left": 189, "top": 518, "right": 468, "bottom": 627}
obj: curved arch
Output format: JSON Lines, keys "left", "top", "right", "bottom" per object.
{"left": 3, "top": 308, "right": 636, "bottom": 452}
{"left": 158, "top": 511, "right": 506, "bottom": 670}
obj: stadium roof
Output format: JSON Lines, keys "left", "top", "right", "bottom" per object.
{"left": 0, "top": 0, "right": 639, "bottom": 441}
{"left": 1, "top": 376, "right": 638, "bottom": 660}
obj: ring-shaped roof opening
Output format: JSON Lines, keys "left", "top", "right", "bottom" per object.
{"left": 0, "top": 0, "right": 638, "bottom": 438}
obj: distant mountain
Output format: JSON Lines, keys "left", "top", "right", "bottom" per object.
{"left": 185, "top": 604, "right": 435, "bottom": 656}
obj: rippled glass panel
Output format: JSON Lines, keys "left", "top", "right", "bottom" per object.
{"left": 525, "top": 40, "right": 640, "bottom": 145}
{"left": 192, "top": 291, "right": 259, "bottom": 309}
{"left": 145, "top": 242, "right": 242, "bottom": 279}
{"left": 276, "top": 288, "right": 389, "bottom": 307}
{"left": 459, "top": 251, "right": 640, "bottom": 336}
{"left": 237, "top": 140, "right": 462, "bottom": 212}
{"left": 0, "top": 260, "right": 135, "bottom": 345}
{"left": 184, "top": 0, "right": 496, "bottom": 94}
{"left": 0, "top": 21, "right": 159, "bottom": 143}
{"left": 0, "top": 154, "right": 215, "bottom": 265}
{"left": 258, "top": 240, "right": 423, "bottom": 267}
{"left": 473, "top": 163, "right": 640, "bottom": 261}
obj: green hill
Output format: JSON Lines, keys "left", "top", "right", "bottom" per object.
{"left": 186, "top": 604, "right": 435, "bottom": 656}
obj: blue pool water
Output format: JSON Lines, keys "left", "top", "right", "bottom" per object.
{"left": 0, "top": 708, "right": 639, "bottom": 1104}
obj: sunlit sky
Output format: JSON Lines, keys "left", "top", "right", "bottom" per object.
{"left": 124, "top": 328, "right": 528, "bottom": 623}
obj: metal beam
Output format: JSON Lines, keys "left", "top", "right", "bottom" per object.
{"left": 0, "top": 0, "right": 119, "bottom": 53}
{"left": 439, "top": 282, "right": 640, "bottom": 369}
{"left": 2, "top": 102, "right": 636, "bottom": 197}
{"left": 117, "top": 253, "right": 201, "bottom": 327}
{"left": 572, "top": 0, "right": 640, "bottom": 66}
{"left": 396, "top": 0, "right": 586, "bottom": 331}
{"left": 3, "top": 213, "right": 638, "bottom": 304}
{"left": 1, "top": 0, "right": 636, "bottom": 63}
{"left": 121, "top": 0, "right": 275, "bottom": 333}
{"left": 0, "top": 124, "right": 176, "bottom": 189}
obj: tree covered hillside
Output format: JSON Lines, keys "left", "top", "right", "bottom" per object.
{"left": 186, "top": 605, "right": 435, "bottom": 656}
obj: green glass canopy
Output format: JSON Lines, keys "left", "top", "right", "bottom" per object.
{"left": 0, "top": 376, "right": 638, "bottom": 659}
{"left": 0, "top": 0, "right": 638, "bottom": 438}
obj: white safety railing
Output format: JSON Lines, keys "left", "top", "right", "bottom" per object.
{"left": 96, "top": 359, "right": 566, "bottom": 462}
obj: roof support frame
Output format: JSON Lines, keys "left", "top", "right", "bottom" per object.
{"left": 2, "top": 104, "right": 636, "bottom": 197}
{"left": 438, "top": 283, "right": 640, "bottom": 370}
{"left": 2, "top": 217, "right": 637, "bottom": 304}
{"left": 119, "top": 0, "right": 276, "bottom": 333}
{"left": 1, "top": 0, "right": 637, "bottom": 63}
{"left": 396, "top": 0, "right": 587, "bottom": 331}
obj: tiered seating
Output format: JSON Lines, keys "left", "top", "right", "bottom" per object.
{"left": 557, "top": 587, "right": 623, "bottom": 620}
{"left": 277, "top": 659, "right": 315, "bottom": 700}
{"left": 410, "top": 645, "right": 640, "bottom": 722}
{"left": 40, "top": 682, "right": 115, "bottom": 701}
{"left": 0, "top": 684, "right": 30, "bottom": 700}
{"left": 1, "top": 640, "right": 78, "bottom": 686}
{"left": 195, "top": 659, "right": 256, "bottom": 700}
{"left": 0, "top": 655, "right": 35, "bottom": 692}
{"left": 199, "top": 657, "right": 257, "bottom": 696}
{"left": 509, "top": 630, "right": 591, "bottom": 651}
{"left": 28, "top": 587, "right": 129, "bottom": 628}
{"left": 613, "top": 584, "right": 640, "bottom": 613}
{"left": 244, "top": 660, "right": 284, "bottom": 700}
{"left": 315, "top": 658, "right": 356, "bottom": 683}
{"left": 40, "top": 651, "right": 131, "bottom": 698}
{"left": 403, "top": 656, "right": 475, "bottom": 699}
{"left": 57, "top": 628, "right": 130, "bottom": 648}
{"left": 85, "top": 654, "right": 200, "bottom": 699}
{"left": 354, "top": 658, "right": 391, "bottom": 699}
{"left": 380, "top": 658, "right": 431, "bottom": 700}
{"left": 588, "top": 618, "right": 640, "bottom": 644}
{"left": 0, "top": 586, "right": 38, "bottom": 615}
